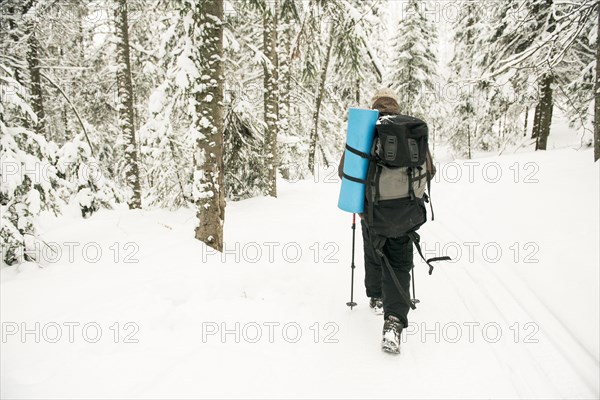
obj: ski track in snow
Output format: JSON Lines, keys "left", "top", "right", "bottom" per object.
{"left": 1, "top": 148, "right": 598, "bottom": 399}
{"left": 433, "top": 218, "right": 596, "bottom": 398}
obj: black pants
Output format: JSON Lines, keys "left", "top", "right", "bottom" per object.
{"left": 361, "top": 219, "right": 414, "bottom": 328}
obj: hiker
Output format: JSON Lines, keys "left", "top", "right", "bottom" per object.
{"left": 338, "top": 88, "right": 436, "bottom": 353}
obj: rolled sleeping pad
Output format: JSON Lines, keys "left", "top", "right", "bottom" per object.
{"left": 338, "top": 108, "right": 379, "bottom": 213}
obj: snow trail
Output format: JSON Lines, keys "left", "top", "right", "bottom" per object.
{"left": 1, "top": 149, "right": 598, "bottom": 399}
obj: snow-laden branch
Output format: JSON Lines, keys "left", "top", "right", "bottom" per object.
{"left": 39, "top": 71, "right": 94, "bottom": 157}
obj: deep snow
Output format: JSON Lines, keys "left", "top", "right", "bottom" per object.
{"left": 1, "top": 144, "right": 599, "bottom": 399}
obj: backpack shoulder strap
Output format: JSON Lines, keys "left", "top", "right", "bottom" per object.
{"left": 426, "top": 148, "right": 436, "bottom": 178}
{"left": 366, "top": 161, "right": 380, "bottom": 227}
{"left": 366, "top": 129, "right": 381, "bottom": 226}
{"left": 425, "top": 148, "right": 435, "bottom": 220}
{"left": 426, "top": 172, "right": 434, "bottom": 221}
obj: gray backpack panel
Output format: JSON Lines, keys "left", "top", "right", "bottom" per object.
{"left": 378, "top": 163, "right": 428, "bottom": 201}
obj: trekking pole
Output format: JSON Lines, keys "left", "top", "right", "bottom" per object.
{"left": 346, "top": 213, "right": 358, "bottom": 309}
{"left": 411, "top": 267, "right": 420, "bottom": 305}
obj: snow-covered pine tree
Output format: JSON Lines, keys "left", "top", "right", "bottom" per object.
{"left": 279, "top": 0, "right": 319, "bottom": 180}
{"left": 325, "top": 0, "right": 385, "bottom": 164}
{"left": 220, "top": 4, "right": 269, "bottom": 197}
{"left": 0, "top": 0, "right": 49, "bottom": 137}
{"left": 307, "top": 0, "right": 384, "bottom": 174}
{"left": 225, "top": 0, "right": 296, "bottom": 193}
{"left": 357, "top": 0, "right": 387, "bottom": 90}
{"left": 138, "top": 1, "right": 199, "bottom": 209}
{"left": 28, "top": 0, "right": 139, "bottom": 204}
{"left": 475, "top": 0, "right": 548, "bottom": 149}
{"left": 307, "top": 18, "right": 334, "bottom": 175}
{"left": 478, "top": 0, "right": 596, "bottom": 152}
{"left": 551, "top": 1, "right": 597, "bottom": 150}
{"left": 388, "top": 0, "right": 439, "bottom": 119}
{"left": 448, "top": 1, "right": 487, "bottom": 158}
{"left": 223, "top": 104, "right": 264, "bottom": 200}
{"left": 2, "top": 1, "right": 126, "bottom": 226}
{"left": 0, "top": 64, "right": 62, "bottom": 266}
{"left": 55, "top": 134, "right": 123, "bottom": 218}
{"left": 473, "top": 1, "right": 533, "bottom": 151}
{"left": 330, "top": 1, "right": 365, "bottom": 104}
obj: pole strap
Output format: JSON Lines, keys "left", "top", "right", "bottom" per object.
{"left": 407, "top": 231, "right": 451, "bottom": 275}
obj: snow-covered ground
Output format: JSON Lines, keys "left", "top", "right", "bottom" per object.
{"left": 1, "top": 142, "right": 599, "bottom": 399}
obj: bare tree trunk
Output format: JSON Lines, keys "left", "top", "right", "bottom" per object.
{"left": 278, "top": 19, "right": 294, "bottom": 181}
{"left": 535, "top": 73, "right": 554, "bottom": 151}
{"left": 279, "top": 20, "right": 292, "bottom": 136}
{"left": 4, "top": 3, "right": 28, "bottom": 128}
{"left": 25, "top": 19, "right": 45, "bottom": 136}
{"left": 114, "top": 0, "right": 142, "bottom": 208}
{"left": 498, "top": 113, "right": 503, "bottom": 140}
{"left": 194, "top": 0, "right": 225, "bottom": 252}
{"left": 318, "top": 143, "right": 329, "bottom": 168}
{"left": 467, "top": 125, "right": 471, "bottom": 159}
{"left": 594, "top": 2, "right": 600, "bottom": 162}
{"left": 532, "top": 101, "right": 541, "bottom": 139}
{"left": 523, "top": 106, "right": 529, "bottom": 137}
{"left": 366, "top": 46, "right": 383, "bottom": 84}
{"left": 404, "top": 62, "right": 415, "bottom": 115}
{"left": 6, "top": 4, "right": 24, "bottom": 86}
{"left": 263, "top": 1, "right": 279, "bottom": 197}
{"left": 308, "top": 24, "right": 334, "bottom": 174}
{"left": 532, "top": 0, "right": 555, "bottom": 148}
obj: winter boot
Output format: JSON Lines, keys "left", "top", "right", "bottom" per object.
{"left": 381, "top": 315, "right": 403, "bottom": 354}
{"left": 369, "top": 297, "right": 384, "bottom": 315}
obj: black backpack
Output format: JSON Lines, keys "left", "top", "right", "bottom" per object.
{"left": 345, "top": 113, "right": 450, "bottom": 309}
{"left": 363, "top": 114, "right": 449, "bottom": 295}
{"left": 365, "top": 114, "right": 431, "bottom": 239}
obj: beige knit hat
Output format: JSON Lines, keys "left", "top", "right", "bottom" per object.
{"left": 371, "top": 88, "right": 399, "bottom": 107}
